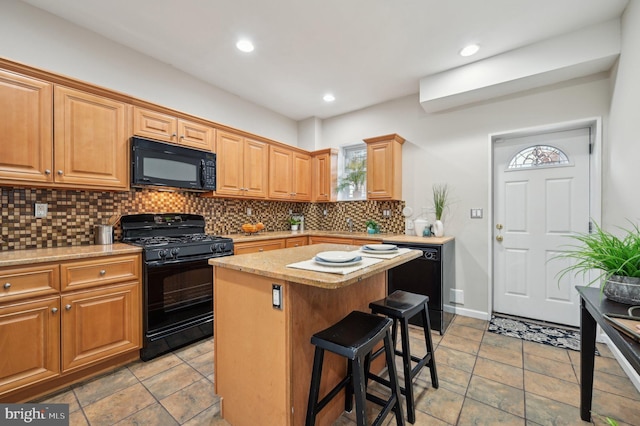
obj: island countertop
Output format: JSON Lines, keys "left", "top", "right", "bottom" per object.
{"left": 208, "top": 243, "right": 421, "bottom": 289}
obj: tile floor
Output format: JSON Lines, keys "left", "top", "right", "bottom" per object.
{"left": 36, "top": 315, "right": 640, "bottom": 425}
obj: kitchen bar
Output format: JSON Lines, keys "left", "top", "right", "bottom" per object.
{"left": 209, "top": 243, "right": 421, "bottom": 426}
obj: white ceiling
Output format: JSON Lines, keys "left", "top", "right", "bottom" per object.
{"left": 22, "top": 0, "right": 628, "bottom": 121}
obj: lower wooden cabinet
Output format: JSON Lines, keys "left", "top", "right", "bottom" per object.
{"left": 285, "top": 236, "right": 308, "bottom": 248}
{"left": 61, "top": 282, "right": 140, "bottom": 373}
{"left": 0, "top": 254, "right": 141, "bottom": 402}
{"left": 234, "top": 239, "right": 285, "bottom": 255}
{"left": 308, "top": 236, "right": 382, "bottom": 245}
{"left": 0, "top": 296, "right": 60, "bottom": 396}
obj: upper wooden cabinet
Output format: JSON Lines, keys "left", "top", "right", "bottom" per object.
{"left": 311, "top": 148, "right": 338, "bottom": 202}
{"left": 133, "top": 107, "right": 215, "bottom": 151}
{"left": 54, "top": 86, "right": 130, "bottom": 190}
{"left": 269, "top": 145, "right": 311, "bottom": 201}
{"left": 215, "top": 130, "right": 269, "bottom": 198}
{"left": 0, "top": 70, "right": 53, "bottom": 185}
{"left": 364, "top": 134, "right": 404, "bottom": 200}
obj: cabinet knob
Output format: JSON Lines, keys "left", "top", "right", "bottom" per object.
{"left": 65, "top": 304, "right": 72, "bottom": 311}
{"left": 99, "top": 269, "right": 106, "bottom": 276}
{"left": 57, "top": 170, "right": 64, "bottom": 176}
{"left": 258, "top": 248, "right": 264, "bottom": 252}
{"left": 51, "top": 307, "right": 58, "bottom": 314}
{"left": 44, "top": 169, "right": 51, "bottom": 175}
{"left": 180, "top": 135, "right": 185, "bottom": 139}
{"left": 3, "top": 282, "right": 10, "bottom": 289}
{"left": 171, "top": 133, "right": 177, "bottom": 138}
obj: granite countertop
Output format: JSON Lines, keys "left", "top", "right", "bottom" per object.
{"left": 209, "top": 243, "right": 421, "bottom": 289}
{"left": 225, "top": 230, "right": 454, "bottom": 245}
{"left": 0, "top": 243, "right": 142, "bottom": 267}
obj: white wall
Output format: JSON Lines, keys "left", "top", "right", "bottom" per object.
{"left": 0, "top": 0, "right": 298, "bottom": 145}
{"left": 322, "top": 76, "right": 612, "bottom": 317}
{"left": 607, "top": 0, "right": 640, "bottom": 231}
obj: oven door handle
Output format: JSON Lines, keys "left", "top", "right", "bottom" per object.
{"left": 145, "top": 253, "right": 232, "bottom": 267}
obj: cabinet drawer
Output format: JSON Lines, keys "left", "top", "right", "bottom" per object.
{"left": 234, "top": 239, "right": 285, "bottom": 255}
{"left": 0, "top": 264, "right": 60, "bottom": 302}
{"left": 285, "top": 236, "right": 308, "bottom": 248}
{"left": 61, "top": 255, "right": 140, "bottom": 291}
{"left": 308, "top": 236, "right": 353, "bottom": 245}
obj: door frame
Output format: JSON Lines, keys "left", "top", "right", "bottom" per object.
{"left": 487, "top": 117, "right": 602, "bottom": 320}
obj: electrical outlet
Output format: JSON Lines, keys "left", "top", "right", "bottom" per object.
{"left": 382, "top": 209, "right": 391, "bottom": 217}
{"left": 35, "top": 203, "right": 48, "bottom": 218}
{"left": 247, "top": 208, "right": 252, "bottom": 216}
{"left": 450, "top": 289, "right": 464, "bottom": 304}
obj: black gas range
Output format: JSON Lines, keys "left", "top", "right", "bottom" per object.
{"left": 121, "top": 213, "right": 233, "bottom": 360}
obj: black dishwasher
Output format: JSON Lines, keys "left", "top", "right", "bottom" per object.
{"left": 387, "top": 240, "right": 455, "bottom": 334}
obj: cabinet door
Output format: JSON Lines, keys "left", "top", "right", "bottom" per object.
{"left": 234, "top": 239, "right": 285, "bottom": 255}
{"left": 292, "top": 152, "right": 311, "bottom": 201}
{"left": 268, "top": 146, "right": 293, "bottom": 200}
{"left": 0, "top": 70, "right": 53, "bottom": 185}
{"left": 215, "top": 130, "right": 245, "bottom": 197}
{"left": 366, "top": 141, "right": 393, "bottom": 199}
{"left": 177, "top": 119, "right": 214, "bottom": 151}
{"left": 312, "top": 150, "right": 337, "bottom": 202}
{"left": 133, "top": 107, "right": 177, "bottom": 143}
{"left": 0, "top": 297, "right": 60, "bottom": 395}
{"left": 244, "top": 138, "right": 268, "bottom": 198}
{"left": 61, "top": 282, "right": 141, "bottom": 372}
{"left": 54, "top": 86, "right": 129, "bottom": 190}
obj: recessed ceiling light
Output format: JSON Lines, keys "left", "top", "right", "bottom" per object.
{"left": 323, "top": 94, "right": 335, "bottom": 102}
{"left": 459, "top": 44, "right": 479, "bottom": 57}
{"left": 236, "top": 39, "right": 254, "bottom": 53}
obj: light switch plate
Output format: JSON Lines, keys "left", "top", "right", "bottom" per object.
{"left": 35, "top": 203, "right": 48, "bottom": 218}
{"left": 470, "top": 208, "right": 483, "bottom": 219}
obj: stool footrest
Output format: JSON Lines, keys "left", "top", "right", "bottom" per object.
{"left": 315, "top": 375, "right": 351, "bottom": 414}
{"left": 366, "top": 392, "right": 398, "bottom": 426}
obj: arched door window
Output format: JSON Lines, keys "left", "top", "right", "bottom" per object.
{"left": 507, "top": 145, "right": 570, "bottom": 170}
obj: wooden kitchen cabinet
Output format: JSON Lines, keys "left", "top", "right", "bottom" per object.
{"left": 54, "top": 86, "right": 130, "bottom": 190}
{"left": 311, "top": 148, "right": 338, "bottom": 202}
{"left": 214, "top": 130, "right": 269, "bottom": 198}
{"left": 0, "top": 69, "right": 53, "bottom": 185}
{"left": 0, "top": 296, "right": 60, "bottom": 396}
{"left": 285, "top": 236, "right": 308, "bottom": 248}
{"left": 0, "top": 253, "right": 141, "bottom": 402}
{"left": 363, "top": 134, "right": 404, "bottom": 200}
{"left": 234, "top": 239, "right": 286, "bottom": 255}
{"left": 268, "top": 145, "right": 311, "bottom": 201}
{"left": 308, "top": 236, "right": 382, "bottom": 245}
{"left": 133, "top": 107, "right": 215, "bottom": 151}
{"left": 61, "top": 282, "right": 140, "bottom": 373}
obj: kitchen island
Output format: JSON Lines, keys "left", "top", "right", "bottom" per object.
{"left": 209, "top": 243, "right": 421, "bottom": 426}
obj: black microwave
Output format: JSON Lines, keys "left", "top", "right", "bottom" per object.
{"left": 131, "top": 137, "right": 216, "bottom": 192}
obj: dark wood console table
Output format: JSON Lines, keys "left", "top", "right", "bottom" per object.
{"left": 577, "top": 286, "right": 640, "bottom": 421}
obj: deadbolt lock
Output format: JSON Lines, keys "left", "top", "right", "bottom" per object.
{"left": 496, "top": 224, "right": 503, "bottom": 230}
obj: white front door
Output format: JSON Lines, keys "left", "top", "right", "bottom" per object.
{"left": 493, "top": 127, "right": 591, "bottom": 326}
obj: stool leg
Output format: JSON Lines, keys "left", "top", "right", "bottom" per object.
{"left": 352, "top": 357, "right": 368, "bottom": 426}
{"left": 399, "top": 317, "right": 415, "bottom": 423}
{"left": 421, "top": 306, "right": 438, "bottom": 389}
{"left": 305, "top": 347, "right": 325, "bottom": 426}
{"left": 346, "top": 359, "right": 354, "bottom": 412}
{"left": 384, "top": 329, "right": 406, "bottom": 426}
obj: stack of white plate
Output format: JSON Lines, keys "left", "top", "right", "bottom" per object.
{"left": 361, "top": 244, "right": 398, "bottom": 254}
{"left": 314, "top": 251, "right": 362, "bottom": 267}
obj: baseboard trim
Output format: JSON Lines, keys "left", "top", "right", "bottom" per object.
{"left": 600, "top": 333, "right": 640, "bottom": 393}
{"left": 444, "top": 304, "right": 490, "bottom": 321}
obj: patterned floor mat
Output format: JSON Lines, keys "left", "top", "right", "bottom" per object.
{"left": 488, "top": 314, "right": 597, "bottom": 354}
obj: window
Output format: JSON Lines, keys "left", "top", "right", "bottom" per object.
{"left": 337, "top": 144, "right": 367, "bottom": 200}
{"left": 508, "top": 145, "right": 570, "bottom": 170}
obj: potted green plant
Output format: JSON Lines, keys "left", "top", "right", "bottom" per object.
{"left": 366, "top": 219, "right": 379, "bottom": 234}
{"left": 288, "top": 217, "right": 301, "bottom": 231}
{"left": 336, "top": 157, "right": 366, "bottom": 198}
{"left": 432, "top": 183, "right": 449, "bottom": 237}
{"left": 556, "top": 221, "right": 640, "bottom": 304}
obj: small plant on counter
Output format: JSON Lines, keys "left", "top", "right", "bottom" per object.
{"left": 432, "top": 183, "right": 449, "bottom": 221}
{"left": 365, "top": 220, "right": 380, "bottom": 234}
{"left": 288, "top": 217, "right": 301, "bottom": 231}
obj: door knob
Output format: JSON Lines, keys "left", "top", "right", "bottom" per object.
{"left": 496, "top": 235, "right": 503, "bottom": 242}
{"left": 496, "top": 224, "right": 503, "bottom": 230}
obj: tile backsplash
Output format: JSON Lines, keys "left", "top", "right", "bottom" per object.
{"left": 1, "top": 187, "right": 405, "bottom": 250}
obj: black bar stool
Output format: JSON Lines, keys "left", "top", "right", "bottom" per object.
{"left": 305, "top": 310, "right": 405, "bottom": 426}
{"left": 368, "top": 290, "right": 438, "bottom": 424}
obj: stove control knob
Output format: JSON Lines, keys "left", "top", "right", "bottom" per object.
{"left": 170, "top": 247, "right": 180, "bottom": 258}
{"left": 158, "top": 249, "right": 168, "bottom": 259}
